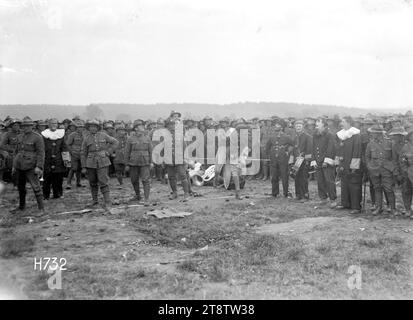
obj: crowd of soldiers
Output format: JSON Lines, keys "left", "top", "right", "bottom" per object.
{"left": 1, "top": 110, "right": 413, "bottom": 220}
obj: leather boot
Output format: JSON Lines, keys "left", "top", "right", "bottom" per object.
{"left": 143, "top": 183, "right": 150, "bottom": 207}
{"left": 34, "top": 194, "right": 45, "bottom": 216}
{"left": 261, "top": 164, "right": 269, "bottom": 181}
{"left": 102, "top": 190, "right": 112, "bottom": 209}
{"left": 387, "top": 192, "right": 398, "bottom": 216}
{"left": 169, "top": 192, "right": 178, "bottom": 200}
{"left": 11, "top": 191, "right": 26, "bottom": 213}
{"left": 86, "top": 186, "right": 99, "bottom": 208}
{"left": 19, "top": 190, "right": 26, "bottom": 209}
{"left": 372, "top": 206, "right": 382, "bottom": 215}
{"left": 182, "top": 179, "right": 190, "bottom": 202}
{"left": 372, "top": 188, "right": 383, "bottom": 215}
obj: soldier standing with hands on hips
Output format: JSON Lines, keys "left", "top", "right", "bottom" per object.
{"left": 81, "top": 119, "right": 119, "bottom": 210}
{"left": 11, "top": 116, "right": 45, "bottom": 216}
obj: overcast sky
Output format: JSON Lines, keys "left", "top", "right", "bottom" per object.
{"left": 0, "top": 0, "right": 412, "bottom": 109}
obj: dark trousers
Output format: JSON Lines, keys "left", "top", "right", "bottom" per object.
{"left": 370, "top": 169, "right": 395, "bottom": 209}
{"left": 67, "top": 157, "right": 82, "bottom": 185}
{"left": 166, "top": 164, "right": 189, "bottom": 194}
{"left": 369, "top": 178, "right": 375, "bottom": 204}
{"left": 294, "top": 162, "right": 309, "bottom": 199}
{"left": 270, "top": 158, "right": 289, "bottom": 197}
{"left": 130, "top": 165, "right": 150, "bottom": 199}
{"left": 340, "top": 170, "right": 362, "bottom": 210}
{"left": 114, "top": 163, "right": 125, "bottom": 184}
{"left": 43, "top": 172, "right": 64, "bottom": 199}
{"left": 315, "top": 166, "right": 337, "bottom": 200}
{"left": 16, "top": 168, "right": 44, "bottom": 209}
{"left": 155, "top": 165, "right": 166, "bottom": 182}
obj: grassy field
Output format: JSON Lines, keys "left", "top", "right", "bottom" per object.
{"left": 0, "top": 177, "right": 412, "bottom": 299}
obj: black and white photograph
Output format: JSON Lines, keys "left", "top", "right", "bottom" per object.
{"left": 0, "top": 0, "right": 412, "bottom": 303}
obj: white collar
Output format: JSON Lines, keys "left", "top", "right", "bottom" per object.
{"left": 41, "top": 128, "right": 65, "bottom": 140}
{"left": 336, "top": 127, "right": 360, "bottom": 141}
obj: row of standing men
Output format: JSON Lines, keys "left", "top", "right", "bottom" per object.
{"left": 1, "top": 114, "right": 413, "bottom": 218}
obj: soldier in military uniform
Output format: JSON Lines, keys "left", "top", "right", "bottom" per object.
{"left": 65, "top": 121, "right": 76, "bottom": 143}
{"left": 36, "top": 120, "right": 48, "bottom": 135}
{"left": 265, "top": 119, "right": 294, "bottom": 198}
{"left": 365, "top": 124, "right": 397, "bottom": 215}
{"left": 0, "top": 118, "right": 21, "bottom": 185}
{"left": 399, "top": 129, "right": 413, "bottom": 218}
{"left": 388, "top": 126, "right": 408, "bottom": 216}
{"left": 164, "top": 119, "right": 190, "bottom": 201}
{"left": 311, "top": 117, "right": 337, "bottom": 207}
{"left": 80, "top": 119, "right": 119, "bottom": 209}
{"left": 41, "top": 118, "right": 70, "bottom": 200}
{"left": 336, "top": 116, "right": 363, "bottom": 214}
{"left": 102, "top": 121, "right": 116, "bottom": 176}
{"left": 124, "top": 119, "right": 153, "bottom": 206}
{"left": 292, "top": 120, "right": 312, "bottom": 201}
{"left": 11, "top": 117, "right": 45, "bottom": 215}
{"left": 66, "top": 120, "right": 85, "bottom": 189}
{"left": 360, "top": 118, "right": 375, "bottom": 209}
{"left": 258, "top": 119, "right": 272, "bottom": 181}
{"left": 305, "top": 118, "right": 316, "bottom": 136}
{"left": 0, "top": 120, "right": 7, "bottom": 181}
{"left": 153, "top": 118, "right": 166, "bottom": 183}
{"left": 169, "top": 111, "right": 182, "bottom": 123}
{"left": 113, "top": 124, "right": 127, "bottom": 186}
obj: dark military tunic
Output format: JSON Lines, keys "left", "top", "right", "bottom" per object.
{"left": 400, "top": 142, "right": 413, "bottom": 212}
{"left": 365, "top": 137, "right": 396, "bottom": 210}
{"left": 13, "top": 131, "right": 45, "bottom": 207}
{"left": 14, "top": 132, "right": 45, "bottom": 171}
{"left": 265, "top": 131, "right": 294, "bottom": 197}
{"left": 0, "top": 131, "right": 20, "bottom": 169}
{"left": 293, "top": 131, "right": 313, "bottom": 199}
{"left": 311, "top": 129, "right": 337, "bottom": 201}
{"left": 114, "top": 133, "right": 127, "bottom": 165}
